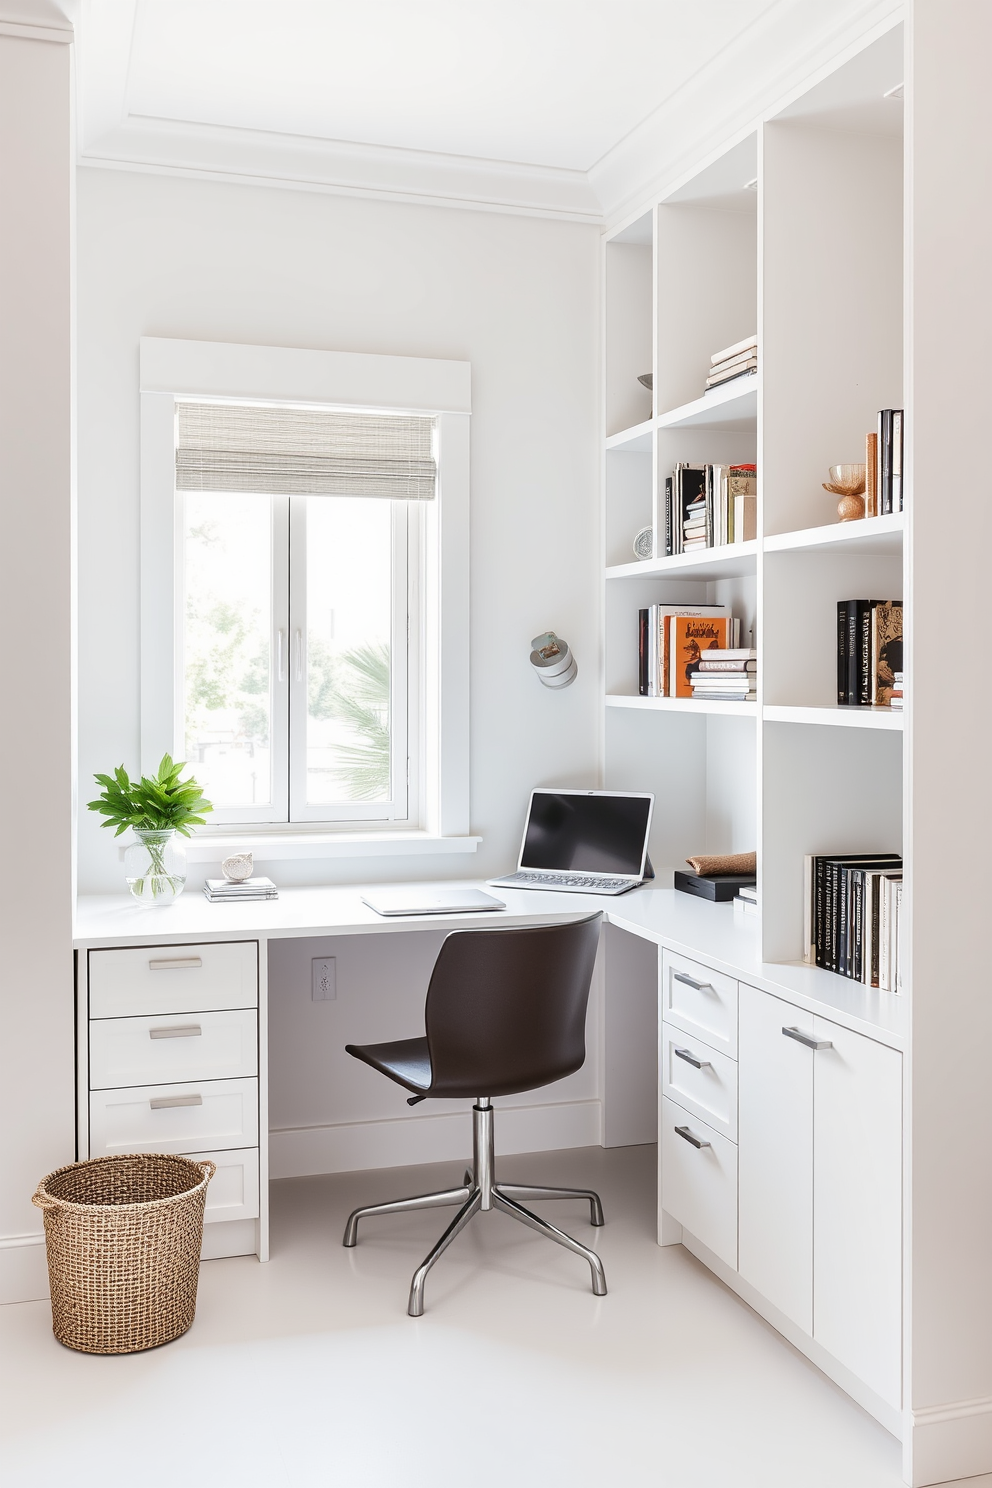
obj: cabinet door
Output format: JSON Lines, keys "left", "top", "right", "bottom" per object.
{"left": 738, "top": 984, "right": 814, "bottom": 1334}
{"left": 812, "top": 1017, "right": 902, "bottom": 1408}
{"left": 660, "top": 1096, "right": 737, "bottom": 1269}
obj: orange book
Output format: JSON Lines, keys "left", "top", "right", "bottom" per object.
{"left": 865, "top": 431, "right": 878, "bottom": 517}
{"left": 669, "top": 615, "right": 731, "bottom": 698}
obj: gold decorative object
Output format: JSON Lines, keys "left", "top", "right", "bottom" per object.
{"left": 823, "top": 463, "right": 867, "bottom": 522}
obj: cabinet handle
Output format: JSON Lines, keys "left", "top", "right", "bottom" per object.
{"left": 673, "top": 1046, "right": 711, "bottom": 1070}
{"left": 149, "top": 1093, "right": 203, "bottom": 1109}
{"left": 674, "top": 1124, "right": 711, "bottom": 1149}
{"left": 781, "top": 1026, "right": 833, "bottom": 1051}
{"left": 672, "top": 971, "right": 713, "bottom": 993}
{"left": 149, "top": 1024, "right": 202, "bottom": 1040}
{"left": 148, "top": 957, "right": 202, "bottom": 971}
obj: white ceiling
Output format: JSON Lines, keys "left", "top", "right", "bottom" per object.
{"left": 69, "top": 0, "right": 901, "bottom": 224}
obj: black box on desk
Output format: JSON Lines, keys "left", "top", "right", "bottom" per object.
{"left": 674, "top": 871, "right": 757, "bottom": 903}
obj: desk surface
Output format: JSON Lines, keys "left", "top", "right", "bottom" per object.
{"left": 74, "top": 881, "right": 907, "bottom": 1050}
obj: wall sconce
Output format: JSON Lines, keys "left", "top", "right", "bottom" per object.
{"left": 530, "top": 631, "right": 577, "bottom": 689}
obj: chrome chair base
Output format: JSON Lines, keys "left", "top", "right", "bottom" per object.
{"left": 342, "top": 1098, "right": 607, "bottom": 1316}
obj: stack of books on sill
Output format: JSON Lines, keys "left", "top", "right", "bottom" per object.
{"left": 665, "top": 462, "right": 756, "bottom": 555}
{"left": 890, "top": 670, "right": 904, "bottom": 710}
{"left": 864, "top": 409, "right": 905, "bottom": 515}
{"left": 637, "top": 604, "right": 743, "bottom": 698}
{"left": 690, "top": 649, "right": 757, "bottom": 703}
{"left": 733, "top": 883, "right": 758, "bottom": 918}
{"left": 836, "top": 599, "right": 903, "bottom": 707}
{"left": 204, "top": 876, "right": 279, "bottom": 903}
{"left": 705, "top": 335, "right": 758, "bottom": 394}
{"left": 803, "top": 853, "right": 903, "bottom": 991}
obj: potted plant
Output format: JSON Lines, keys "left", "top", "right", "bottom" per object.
{"left": 87, "top": 755, "right": 213, "bottom": 904}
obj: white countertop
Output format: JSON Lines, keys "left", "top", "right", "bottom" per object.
{"left": 74, "top": 882, "right": 907, "bottom": 1051}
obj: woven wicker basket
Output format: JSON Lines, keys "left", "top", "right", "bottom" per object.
{"left": 32, "top": 1153, "right": 216, "bottom": 1355}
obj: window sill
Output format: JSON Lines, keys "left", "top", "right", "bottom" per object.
{"left": 134, "top": 831, "right": 483, "bottom": 864}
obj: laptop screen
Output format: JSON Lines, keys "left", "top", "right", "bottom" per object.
{"left": 519, "top": 791, "right": 652, "bottom": 876}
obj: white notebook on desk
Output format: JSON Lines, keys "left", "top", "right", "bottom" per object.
{"left": 362, "top": 887, "right": 506, "bottom": 917}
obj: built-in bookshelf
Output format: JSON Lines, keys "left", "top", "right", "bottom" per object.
{"left": 602, "top": 24, "right": 905, "bottom": 977}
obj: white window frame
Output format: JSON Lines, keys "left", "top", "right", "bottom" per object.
{"left": 140, "top": 337, "right": 473, "bottom": 855}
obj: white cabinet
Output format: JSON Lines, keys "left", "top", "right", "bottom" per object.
{"left": 737, "top": 983, "right": 902, "bottom": 1409}
{"left": 89, "top": 940, "right": 257, "bottom": 1018}
{"left": 738, "top": 984, "right": 814, "bottom": 1332}
{"left": 89, "top": 1008, "right": 258, "bottom": 1089}
{"left": 661, "top": 1022, "right": 738, "bottom": 1141}
{"left": 661, "top": 951, "right": 738, "bottom": 1057}
{"left": 661, "top": 1096, "right": 738, "bottom": 1268}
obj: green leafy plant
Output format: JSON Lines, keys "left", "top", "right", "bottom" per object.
{"left": 87, "top": 754, "right": 213, "bottom": 837}
{"left": 325, "top": 642, "right": 391, "bottom": 801}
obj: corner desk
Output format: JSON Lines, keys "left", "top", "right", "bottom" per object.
{"left": 73, "top": 879, "right": 906, "bottom": 1436}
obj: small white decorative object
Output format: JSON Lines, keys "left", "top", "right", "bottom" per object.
{"left": 221, "top": 851, "right": 254, "bottom": 882}
{"left": 632, "top": 526, "right": 653, "bottom": 560}
{"left": 530, "top": 632, "right": 577, "bottom": 689}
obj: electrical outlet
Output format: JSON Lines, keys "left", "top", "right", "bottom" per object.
{"left": 311, "top": 957, "right": 337, "bottom": 1001}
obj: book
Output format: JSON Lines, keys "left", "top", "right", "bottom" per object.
{"left": 690, "top": 672, "right": 755, "bottom": 687}
{"left": 647, "top": 603, "right": 728, "bottom": 695}
{"left": 669, "top": 615, "right": 731, "bottom": 698}
{"left": 708, "top": 347, "right": 757, "bottom": 376}
{"left": 664, "top": 475, "right": 674, "bottom": 556}
{"left": 891, "top": 409, "right": 903, "bottom": 512}
{"left": 879, "top": 409, "right": 893, "bottom": 514}
{"left": 637, "top": 609, "right": 650, "bottom": 696}
{"left": 699, "top": 648, "right": 755, "bottom": 661}
{"left": 871, "top": 601, "right": 903, "bottom": 704}
{"left": 710, "top": 334, "right": 757, "bottom": 364}
{"left": 706, "top": 362, "right": 758, "bottom": 390}
{"left": 734, "top": 492, "right": 756, "bottom": 542}
{"left": 804, "top": 853, "right": 901, "bottom": 972}
{"left": 865, "top": 430, "right": 878, "bottom": 517}
{"left": 696, "top": 659, "right": 757, "bottom": 672}
{"left": 673, "top": 464, "right": 706, "bottom": 555}
{"left": 204, "top": 876, "right": 278, "bottom": 902}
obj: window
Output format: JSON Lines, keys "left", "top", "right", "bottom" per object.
{"left": 140, "top": 339, "right": 471, "bottom": 848}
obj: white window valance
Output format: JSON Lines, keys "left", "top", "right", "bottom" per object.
{"left": 175, "top": 401, "right": 437, "bottom": 499}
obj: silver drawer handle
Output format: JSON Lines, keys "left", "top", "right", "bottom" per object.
{"left": 673, "top": 1046, "right": 711, "bottom": 1070}
{"left": 782, "top": 1026, "right": 833, "bottom": 1051}
{"left": 148, "top": 957, "right": 202, "bottom": 971}
{"left": 675, "top": 1124, "right": 711, "bottom": 1149}
{"left": 149, "top": 1093, "right": 203, "bottom": 1109}
{"left": 149, "top": 1024, "right": 202, "bottom": 1040}
{"left": 673, "top": 971, "right": 713, "bottom": 993}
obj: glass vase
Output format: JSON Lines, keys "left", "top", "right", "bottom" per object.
{"left": 124, "top": 829, "right": 187, "bottom": 905}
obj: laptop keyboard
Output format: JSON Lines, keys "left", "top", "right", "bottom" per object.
{"left": 502, "top": 871, "right": 633, "bottom": 891}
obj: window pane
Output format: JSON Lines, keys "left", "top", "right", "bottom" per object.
{"left": 183, "top": 492, "right": 273, "bottom": 809}
{"left": 305, "top": 498, "right": 393, "bottom": 805}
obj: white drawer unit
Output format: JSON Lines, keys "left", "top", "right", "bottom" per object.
{"left": 661, "top": 950, "right": 738, "bottom": 1058}
{"left": 89, "top": 1076, "right": 259, "bottom": 1157}
{"left": 89, "top": 1008, "right": 258, "bottom": 1091}
{"left": 188, "top": 1147, "right": 260, "bottom": 1225}
{"left": 661, "top": 1021, "right": 738, "bottom": 1142}
{"left": 88, "top": 940, "right": 258, "bottom": 1019}
{"left": 660, "top": 1095, "right": 738, "bottom": 1270}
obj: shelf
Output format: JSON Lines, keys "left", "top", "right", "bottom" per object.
{"left": 605, "top": 418, "right": 653, "bottom": 452}
{"left": 606, "top": 540, "right": 758, "bottom": 582}
{"left": 655, "top": 377, "right": 757, "bottom": 432}
{"left": 764, "top": 513, "right": 903, "bottom": 556}
{"left": 607, "top": 694, "right": 757, "bottom": 718}
{"left": 763, "top": 704, "right": 903, "bottom": 730}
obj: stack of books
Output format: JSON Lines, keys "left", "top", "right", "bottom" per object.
{"left": 890, "top": 670, "right": 904, "bottom": 710}
{"left": 803, "top": 853, "right": 903, "bottom": 990}
{"left": 836, "top": 599, "right": 903, "bottom": 706}
{"left": 705, "top": 335, "right": 758, "bottom": 394}
{"left": 864, "top": 409, "right": 905, "bottom": 515}
{"left": 204, "top": 876, "right": 278, "bottom": 903}
{"left": 690, "top": 648, "right": 757, "bottom": 702}
{"left": 637, "top": 605, "right": 742, "bottom": 697}
{"left": 733, "top": 883, "right": 758, "bottom": 917}
{"left": 665, "top": 461, "right": 756, "bottom": 554}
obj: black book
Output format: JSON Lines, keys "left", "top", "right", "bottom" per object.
{"left": 675, "top": 464, "right": 706, "bottom": 556}
{"left": 812, "top": 854, "right": 902, "bottom": 972}
{"left": 837, "top": 601, "right": 849, "bottom": 705}
{"left": 638, "top": 609, "right": 650, "bottom": 696}
{"left": 879, "top": 409, "right": 893, "bottom": 514}
{"left": 891, "top": 409, "right": 904, "bottom": 512}
{"left": 664, "top": 475, "right": 674, "bottom": 556}
{"left": 860, "top": 601, "right": 887, "bottom": 705}
{"left": 845, "top": 601, "right": 862, "bottom": 706}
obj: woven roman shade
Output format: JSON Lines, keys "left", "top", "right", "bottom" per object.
{"left": 176, "top": 402, "right": 437, "bottom": 499}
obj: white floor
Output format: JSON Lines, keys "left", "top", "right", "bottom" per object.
{"left": 1, "top": 1143, "right": 988, "bottom": 1488}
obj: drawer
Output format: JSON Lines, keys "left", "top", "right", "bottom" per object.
{"left": 89, "top": 1009, "right": 258, "bottom": 1091}
{"left": 661, "top": 950, "right": 738, "bottom": 1058}
{"left": 661, "top": 1095, "right": 738, "bottom": 1270}
{"left": 661, "top": 1021, "right": 738, "bottom": 1142}
{"left": 88, "top": 941, "right": 257, "bottom": 1019}
{"left": 89, "top": 1077, "right": 258, "bottom": 1157}
{"left": 189, "top": 1147, "right": 260, "bottom": 1225}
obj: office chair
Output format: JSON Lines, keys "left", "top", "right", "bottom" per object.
{"left": 342, "top": 914, "right": 607, "bottom": 1316}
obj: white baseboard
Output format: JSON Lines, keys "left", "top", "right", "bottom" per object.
{"left": 0, "top": 1233, "right": 49, "bottom": 1305}
{"left": 269, "top": 1098, "right": 603, "bottom": 1180}
{"left": 681, "top": 1229, "right": 903, "bottom": 1442}
{"left": 908, "top": 1396, "right": 992, "bottom": 1487}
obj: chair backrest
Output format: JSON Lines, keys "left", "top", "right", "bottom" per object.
{"left": 422, "top": 915, "right": 602, "bottom": 1099}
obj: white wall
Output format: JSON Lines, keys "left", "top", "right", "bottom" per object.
{"left": 75, "top": 169, "right": 601, "bottom": 892}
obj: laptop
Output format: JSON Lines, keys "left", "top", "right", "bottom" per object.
{"left": 362, "top": 886, "right": 506, "bottom": 917}
{"left": 490, "top": 789, "right": 654, "bottom": 896}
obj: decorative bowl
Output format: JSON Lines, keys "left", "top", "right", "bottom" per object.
{"left": 822, "top": 463, "right": 866, "bottom": 497}
{"left": 637, "top": 373, "right": 653, "bottom": 392}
